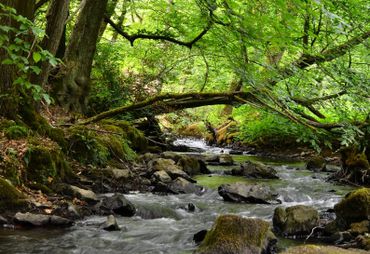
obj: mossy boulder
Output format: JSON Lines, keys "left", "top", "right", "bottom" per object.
{"left": 0, "top": 177, "right": 26, "bottom": 211}
{"left": 281, "top": 245, "right": 368, "bottom": 254}
{"left": 273, "top": 205, "right": 319, "bottom": 237}
{"left": 196, "top": 214, "right": 276, "bottom": 254}
{"left": 334, "top": 188, "right": 370, "bottom": 229}
{"left": 102, "top": 120, "right": 148, "bottom": 152}
{"left": 24, "top": 144, "right": 72, "bottom": 185}
{"left": 5, "top": 125, "right": 29, "bottom": 139}
{"left": 177, "top": 122, "right": 206, "bottom": 138}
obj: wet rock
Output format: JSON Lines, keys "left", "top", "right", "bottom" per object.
{"left": 101, "top": 215, "right": 120, "bottom": 231}
{"left": 232, "top": 161, "right": 279, "bottom": 179}
{"left": 218, "top": 182, "right": 279, "bottom": 204}
{"left": 140, "top": 153, "right": 160, "bottom": 164}
{"left": 152, "top": 170, "right": 172, "bottom": 183}
{"left": 108, "top": 168, "right": 132, "bottom": 180}
{"left": 203, "top": 154, "right": 219, "bottom": 163}
{"left": 281, "top": 245, "right": 368, "bottom": 254}
{"left": 167, "top": 177, "right": 204, "bottom": 195}
{"left": 177, "top": 156, "right": 210, "bottom": 176}
{"left": 99, "top": 194, "right": 136, "bottom": 217}
{"left": 219, "top": 154, "right": 233, "bottom": 165}
{"left": 334, "top": 188, "right": 370, "bottom": 229}
{"left": 356, "top": 235, "right": 370, "bottom": 251}
{"left": 69, "top": 185, "right": 99, "bottom": 204}
{"left": 229, "top": 150, "right": 243, "bottom": 155}
{"left": 273, "top": 205, "right": 319, "bottom": 237}
{"left": 14, "top": 212, "right": 73, "bottom": 227}
{"left": 306, "top": 156, "right": 326, "bottom": 172}
{"left": 193, "top": 229, "right": 208, "bottom": 244}
{"left": 195, "top": 214, "right": 277, "bottom": 254}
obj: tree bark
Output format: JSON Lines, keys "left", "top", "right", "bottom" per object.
{"left": 35, "top": 0, "right": 69, "bottom": 88}
{"left": 55, "top": 0, "right": 108, "bottom": 112}
{"left": 98, "top": 0, "right": 118, "bottom": 41}
{"left": 0, "top": 0, "right": 35, "bottom": 118}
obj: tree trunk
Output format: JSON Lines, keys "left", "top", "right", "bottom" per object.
{"left": 111, "top": 3, "right": 127, "bottom": 42}
{"left": 34, "top": 0, "right": 69, "bottom": 88}
{"left": 221, "top": 79, "right": 243, "bottom": 116}
{"left": 55, "top": 0, "right": 108, "bottom": 112}
{"left": 0, "top": 0, "right": 35, "bottom": 118}
{"left": 98, "top": 0, "right": 119, "bottom": 40}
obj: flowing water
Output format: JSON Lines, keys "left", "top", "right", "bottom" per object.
{"left": 0, "top": 139, "right": 355, "bottom": 254}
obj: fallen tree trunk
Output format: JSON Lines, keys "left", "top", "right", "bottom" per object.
{"left": 80, "top": 91, "right": 259, "bottom": 124}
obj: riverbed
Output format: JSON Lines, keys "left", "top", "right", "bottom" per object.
{"left": 0, "top": 139, "right": 354, "bottom": 254}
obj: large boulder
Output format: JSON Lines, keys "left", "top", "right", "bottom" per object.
{"left": 218, "top": 183, "right": 279, "bottom": 204}
{"left": 167, "top": 177, "right": 204, "bottom": 195}
{"left": 195, "top": 214, "right": 276, "bottom": 254}
{"left": 98, "top": 194, "right": 136, "bottom": 216}
{"left": 334, "top": 188, "right": 370, "bottom": 229}
{"left": 232, "top": 161, "right": 279, "bottom": 179}
{"left": 152, "top": 170, "right": 172, "bottom": 183}
{"left": 273, "top": 205, "right": 319, "bottom": 237}
{"left": 219, "top": 154, "right": 234, "bottom": 166}
{"left": 281, "top": 245, "right": 369, "bottom": 254}
{"left": 162, "top": 152, "right": 210, "bottom": 176}
{"left": 14, "top": 212, "right": 73, "bottom": 227}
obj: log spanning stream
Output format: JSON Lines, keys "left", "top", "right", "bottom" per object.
{"left": 0, "top": 139, "right": 354, "bottom": 254}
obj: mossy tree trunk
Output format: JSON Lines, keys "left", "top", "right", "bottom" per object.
{"left": 53, "top": 0, "right": 108, "bottom": 113}
{"left": 0, "top": 0, "right": 35, "bottom": 118}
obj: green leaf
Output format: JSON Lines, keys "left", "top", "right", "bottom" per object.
{"left": 32, "top": 52, "right": 41, "bottom": 63}
{"left": 42, "top": 94, "right": 52, "bottom": 105}
{"left": 1, "top": 59, "right": 13, "bottom": 64}
{"left": 30, "top": 66, "right": 42, "bottom": 74}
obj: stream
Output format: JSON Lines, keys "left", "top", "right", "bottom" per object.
{"left": 0, "top": 138, "right": 354, "bottom": 254}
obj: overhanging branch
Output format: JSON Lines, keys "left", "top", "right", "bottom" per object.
{"left": 104, "top": 16, "right": 212, "bottom": 49}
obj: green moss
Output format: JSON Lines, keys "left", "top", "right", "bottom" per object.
{"left": 0, "top": 177, "right": 26, "bottom": 211}
{"left": 4, "top": 125, "right": 28, "bottom": 139}
{"left": 334, "top": 188, "right": 370, "bottom": 229}
{"left": 67, "top": 126, "right": 109, "bottom": 165}
{"left": 98, "top": 132, "right": 137, "bottom": 162}
{"left": 102, "top": 120, "right": 148, "bottom": 152}
{"left": 282, "top": 245, "right": 368, "bottom": 254}
{"left": 24, "top": 144, "right": 72, "bottom": 185}
{"left": 0, "top": 151, "right": 22, "bottom": 185}
{"left": 197, "top": 214, "right": 274, "bottom": 254}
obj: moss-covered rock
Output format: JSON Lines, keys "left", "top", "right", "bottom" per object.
{"left": 196, "top": 214, "right": 276, "bottom": 254}
{"left": 5, "top": 125, "right": 28, "bottom": 139}
{"left": 349, "top": 220, "right": 369, "bottom": 236}
{"left": 273, "top": 205, "right": 319, "bottom": 237}
{"left": 306, "top": 156, "right": 326, "bottom": 172}
{"left": 177, "top": 122, "right": 207, "bottom": 138}
{"left": 102, "top": 120, "right": 148, "bottom": 152}
{"left": 24, "top": 143, "right": 72, "bottom": 185}
{"left": 0, "top": 177, "right": 26, "bottom": 211}
{"left": 281, "top": 245, "right": 368, "bottom": 254}
{"left": 334, "top": 188, "right": 370, "bottom": 229}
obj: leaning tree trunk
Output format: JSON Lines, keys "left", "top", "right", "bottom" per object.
{"left": 0, "top": 0, "right": 35, "bottom": 118}
{"left": 34, "top": 0, "right": 69, "bottom": 88}
{"left": 98, "top": 0, "right": 119, "bottom": 41}
{"left": 54, "top": 0, "right": 108, "bottom": 112}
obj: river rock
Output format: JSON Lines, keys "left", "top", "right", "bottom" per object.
{"left": 99, "top": 194, "right": 136, "bottom": 217}
{"left": 177, "top": 156, "right": 210, "bottom": 176}
{"left": 101, "top": 215, "right": 120, "bottom": 231}
{"left": 152, "top": 170, "right": 172, "bottom": 183}
{"left": 273, "top": 205, "right": 319, "bottom": 237}
{"left": 219, "top": 154, "right": 233, "bottom": 165}
{"left": 108, "top": 168, "right": 132, "bottom": 180}
{"left": 14, "top": 212, "right": 73, "bottom": 227}
{"left": 334, "top": 188, "right": 370, "bottom": 229}
{"left": 69, "top": 185, "right": 99, "bottom": 204}
{"left": 149, "top": 158, "right": 195, "bottom": 182}
{"left": 195, "top": 214, "right": 277, "bottom": 254}
{"left": 193, "top": 229, "right": 208, "bottom": 244}
{"left": 281, "top": 245, "right": 369, "bottom": 254}
{"left": 218, "top": 183, "right": 279, "bottom": 204}
{"left": 349, "top": 220, "right": 369, "bottom": 235}
{"left": 306, "top": 156, "right": 326, "bottom": 172}
{"left": 167, "top": 177, "right": 204, "bottom": 195}
{"left": 232, "top": 161, "right": 279, "bottom": 179}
